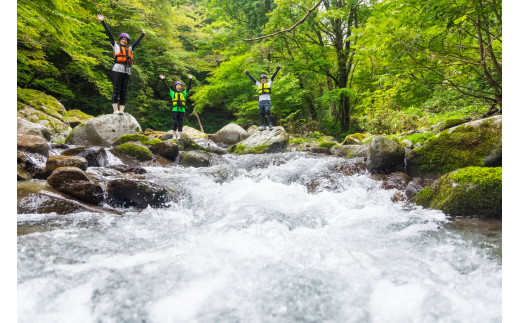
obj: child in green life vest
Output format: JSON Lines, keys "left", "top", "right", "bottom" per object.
{"left": 244, "top": 63, "right": 281, "bottom": 131}
{"left": 159, "top": 74, "right": 193, "bottom": 139}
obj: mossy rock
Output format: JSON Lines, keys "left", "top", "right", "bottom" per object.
{"left": 406, "top": 116, "right": 501, "bottom": 177}
{"left": 181, "top": 150, "right": 211, "bottom": 167}
{"left": 401, "top": 132, "right": 435, "bottom": 146}
{"left": 63, "top": 109, "right": 94, "bottom": 127}
{"left": 318, "top": 141, "right": 336, "bottom": 149}
{"left": 110, "top": 142, "right": 153, "bottom": 161}
{"left": 117, "top": 134, "right": 150, "bottom": 144}
{"left": 414, "top": 166, "right": 501, "bottom": 218}
{"left": 341, "top": 133, "right": 366, "bottom": 145}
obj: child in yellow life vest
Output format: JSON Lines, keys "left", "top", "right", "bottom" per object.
{"left": 159, "top": 74, "right": 193, "bottom": 139}
{"left": 97, "top": 14, "right": 145, "bottom": 115}
{"left": 244, "top": 63, "right": 281, "bottom": 130}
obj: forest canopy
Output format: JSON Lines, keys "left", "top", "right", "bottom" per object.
{"left": 17, "top": 0, "right": 501, "bottom": 137}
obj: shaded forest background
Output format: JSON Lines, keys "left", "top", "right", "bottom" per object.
{"left": 17, "top": 0, "right": 501, "bottom": 137}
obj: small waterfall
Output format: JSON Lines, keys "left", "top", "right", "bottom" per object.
{"left": 17, "top": 152, "right": 502, "bottom": 322}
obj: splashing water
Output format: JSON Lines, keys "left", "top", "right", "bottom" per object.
{"left": 17, "top": 152, "right": 501, "bottom": 322}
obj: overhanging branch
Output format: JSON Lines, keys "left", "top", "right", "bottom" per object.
{"left": 242, "top": 0, "right": 324, "bottom": 42}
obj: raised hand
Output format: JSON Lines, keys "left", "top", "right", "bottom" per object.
{"left": 142, "top": 29, "right": 146, "bottom": 35}
{"left": 96, "top": 14, "right": 104, "bottom": 21}
{"left": 188, "top": 74, "right": 193, "bottom": 79}
{"left": 277, "top": 63, "right": 282, "bottom": 69}
{"left": 159, "top": 74, "right": 165, "bottom": 79}
{"left": 244, "top": 69, "right": 248, "bottom": 74}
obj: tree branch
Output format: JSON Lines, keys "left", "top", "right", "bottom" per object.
{"left": 243, "top": 0, "right": 324, "bottom": 41}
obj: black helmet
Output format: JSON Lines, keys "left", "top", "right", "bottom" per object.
{"left": 260, "top": 74, "right": 267, "bottom": 80}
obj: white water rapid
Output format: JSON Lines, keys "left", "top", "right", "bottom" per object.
{"left": 17, "top": 152, "right": 502, "bottom": 322}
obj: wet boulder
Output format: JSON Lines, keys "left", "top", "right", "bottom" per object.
{"left": 182, "top": 126, "right": 208, "bottom": 140}
{"left": 17, "top": 181, "right": 117, "bottom": 215}
{"left": 413, "top": 166, "right": 502, "bottom": 218}
{"left": 180, "top": 150, "right": 212, "bottom": 167}
{"left": 110, "top": 164, "right": 147, "bottom": 174}
{"left": 17, "top": 151, "right": 48, "bottom": 179}
{"left": 65, "top": 113, "right": 142, "bottom": 147}
{"left": 106, "top": 179, "right": 175, "bottom": 208}
{"left": 366, "top": 136, "right": 405, "bottom": 174}
{"left": 61, "top": 147, "right": 109, "bottom": 167}
{"left": 17, "top": 117, "right": 51, "bottom": 141}
{"left": 331, "top": 144, "right": 364, "bottom": 158}
{"left": 149, "top": 140, "right": 179, "bottom": 161}
{"left": 228, "top": 126, "right": 289, "bottom": 154}
{"left": 46, "top": 155, "right": 88, "bottom": 173}
{"left": 47, "top": 166, "right": 105, "bottom": 204}
{"left": 211, "top": 123, "right": 250, "bottom": 145}
{"left": 17, "top": 134, "right": 50, "bottom": 157}
{"left": 341, "top": 133, "right": 366, "bottom": 145}
{"left": 406, "top": 115, "right": 502, "bottom": 178}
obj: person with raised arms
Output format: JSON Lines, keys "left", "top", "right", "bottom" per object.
{"left": 244, "top": 63, "right": 281, "bottom": 131}
{"left": 159, "top": 74, "right": 193, "bottom": 139}
{"left": 97, "top": 14, "right": 146, "bottom": 115}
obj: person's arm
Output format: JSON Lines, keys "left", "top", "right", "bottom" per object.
{"left": 159, "top": 75, "right": 171, "bottom": 93}
{"left": 186, "top": 75, "right": 193, "bottom": 93}
{"left": 131, "top": 30, "right": 146, "bottom": 50}
{"left": 244, "top": 70, "right": 257, "bottom": 84}
{"left": 97, "top": 15, "right": 115, "bottom": 46}
{"left": 271, "top": 64, "right": 281, "bottom": 82}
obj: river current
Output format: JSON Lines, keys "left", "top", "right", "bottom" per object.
{"left": 17, "top": 151, "right": 502, "bottom": 322}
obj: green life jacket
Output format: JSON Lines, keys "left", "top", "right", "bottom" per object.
{"left": 170, "top": 90, "right": 187, "bottom": 112}
{"left": 257, "top": 83, "right": 271, "bottom": 95}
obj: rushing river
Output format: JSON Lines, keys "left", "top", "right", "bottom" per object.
{"left": 17, "top": 151, "right": 502, "bottom": 322}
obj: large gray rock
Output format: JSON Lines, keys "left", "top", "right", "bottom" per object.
{"left": 228, "top": 126, "right": 289, "bottom": 154}
{"left": 366, "top": 136, "right": 405, "bottom": 174}
{"left": 17, "top": 134, "right": 50, "bottom": 157}
{"left": 106, "top": 179, "right": 175, "bottom": 208}
{"left": 17, "top": 117, "right": 51, "bottom": 141}
{"left": 180, "top": 150, "right": 212, "bottom": 167}
{"left": 47, "top": 167, "right": 105, "bottom": 204}
{"left": 211, "top": 123, "right": 250, "bottom": 145}
{"left": 65, "top": 113, "right": 142, "bottom": 147}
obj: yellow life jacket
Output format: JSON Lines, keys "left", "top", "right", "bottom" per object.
{"left": 172, "top": 92, "right": 186, "bottom": 107}
{"left": 257, "top": 83, "right": 271, "bottom": 95}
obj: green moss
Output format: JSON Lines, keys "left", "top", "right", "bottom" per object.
{"left": 402, "top": 132, "right": 435, "bottom": 145}
{"left": 248, "top": 144, "right": 268, "bottom": 154}
{"left": 410, "top": 124, "right": 501, "bottom": 174}
{"left": 318, "top": 141, "right": 336, "bottom": 149}
{"left": 228, "top": 143, "right": 267, "bottom": 154}
{"left": 414, "top": 167, "right": 501, "bottom": 217}
{"left": 440, "top": 118, "right": 467, "bottom": 130}
{"left": 119, "top": 134, "right": 150, "bottom": 144}
{"left": 142, "top": 138, "right": 162, "bottom": 145}
{"left": 112, "top": 143, "right": 153, "bottom": 161}
{"left": 290, "top": 137, "right": 311, "bottom": 145}
{"left": 64, "top": 109, "right": 93, "bottom": 121}
{"left": 17, "top": 87, "right": 66, "bottom": 119}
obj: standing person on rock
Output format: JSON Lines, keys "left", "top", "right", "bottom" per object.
{"left": 244, "top": 63, "right": 281, "bottom": 131}
{"left": 97, "top": 14, "right": 145, "bottom": 115}
{"left": 159, "top": 74, "right": 193, "bottom": 139}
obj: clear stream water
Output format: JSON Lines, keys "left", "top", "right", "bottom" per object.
{"left": 17, "top": 151, "right": 502, "bottom": 322}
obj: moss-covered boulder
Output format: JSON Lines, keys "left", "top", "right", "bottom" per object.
{"left": 180, "top": 150, "right": 212, "bottom": 167}
{"left": 177, "top": 133, "right": 206, "bottom": 151}
{"left": 413, "top": 166, "right": 501, "bottom": 218}
{"left": 366, "top": 136, "right": 405, "bottom": 174}
{"left": 341, "top": 133, "right": 366, "bottom": 145}
{"left": 47, "top": 166, "right": 105, "bottom": 204}
{"left": 228, "top": 126, "right": 289, "bottom": 154}
{"left": 106, "top": 179, "right": 175, "bottom": 208}
{"left": 406, "top": 116, "right": 502, "bottom": 178}
{"left": 65, "top": 113, "right": 142, "bottom": 147}
{"left": 46, "top": 155, "right": 88, "bottom": 173}
{"left": 115, "top": 134, "right": 161, "bottom": 146}
{"left": 17, "top": 88, "right": 72, "bottom": 142}
{"left": 63, "top": 109, "right": 94, "bottom": 128}
{"left": 110, "top": 142, "right": 153, "bottom": 161}
{"left": 211, "top": 123, "right": 250, "bottom": 145}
